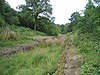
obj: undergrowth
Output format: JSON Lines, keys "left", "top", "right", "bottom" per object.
{"left": 0, "top": 25, "right": 46, "bottom": 47}
{"left": 74, "top": 31, "right": 100, "bottom": 75}
{"left": 0, "top": 42, "right": 65, "bottom": 75}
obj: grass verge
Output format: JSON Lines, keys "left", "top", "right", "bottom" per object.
{"left": 0, "top": 42, "right": 65, "bottom": 75}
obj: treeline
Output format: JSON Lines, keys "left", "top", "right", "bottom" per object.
{"left": 68, "top": 0, "right": 100, "bottom": 34}
{"left": 63, "top": 0, "right": 100, "bottom": 74}
{"left": 0, "top": 0, "right": 61, "bottom": 36}
{"left": 62, "top": 0, "right": 100, "bottom": 34}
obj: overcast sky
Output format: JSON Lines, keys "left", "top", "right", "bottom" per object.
{"left": 5, "top": 0, "right": 88, "bottom": 24}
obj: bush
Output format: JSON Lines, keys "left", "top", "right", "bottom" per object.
{"left": 37, "top": 17, "right": 60, "bottom": 36}
{"left": 0, "top": 17, "right": 5, "bottom": 27}
{"left": 74, "top": 31, "right": 100, "bottom": 75}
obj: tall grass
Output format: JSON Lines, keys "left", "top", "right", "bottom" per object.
{"left": 0, "top": 42, "right": 65, "bottom": 75}
{"left": 0, "top": 27, "right": 19, "bottom": 40}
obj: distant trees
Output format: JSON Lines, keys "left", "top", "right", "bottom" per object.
{"left": 70, "top": 1, "right": 100, "bottom": 75}
{"left": 69, "top": 12, "right": 80, "bottom": 23}
{"left": 17, "top": 0, "right": 60, "bottom": 35}
{"left": 66, "top": 0, "right": 100, "bottom": 34}
{"left": 66, "top": 12, "right": 81, "bottom": 32}
{"left": 17, "top": 11, "right": 35, "bottom": 28}
{"left": 0, "top": 0, "right": 60, "bottom": 36}
{"left": 36, "top": 16, "right": 60, "bottom": 35}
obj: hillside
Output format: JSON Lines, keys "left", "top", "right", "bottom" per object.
{"left": 0, "top": 0, "right": 100, "bottom": 75}
{"left": 0, "top": 25, "right": 46, "bottom": 47}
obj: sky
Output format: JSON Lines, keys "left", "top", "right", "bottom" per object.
{"left": 5, "top": 0, "right": 88, "bottom": 24}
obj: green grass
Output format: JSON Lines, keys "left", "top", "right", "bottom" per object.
{"left": 0, "top": 42, "right": 65, "bottom": 75}
{"left": 74, "top": 32, "right": 100, "bottom": 75}
{"left": 0, "top": 25, "right": 46, "bottom": 47}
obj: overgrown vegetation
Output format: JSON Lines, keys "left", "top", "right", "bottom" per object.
{"left": 0, "top": 0, "right": 61, "bottom": 36}
{"left": 73, "top": 32, "right": 100, "bottom": 75}
{"left": 66, "top": 0, "right": 100, "bottom": 74}
{"left": 0, "top": 0, "right": 61, "bottom": 48}
{"left": 0, "top": 42, "right": 65, "bottom": 75}
{"left": 0, "top": 0, "right": 100, "bottom": 75}
{"left": 0, "top": 25, "right": 46, "bottom": 47}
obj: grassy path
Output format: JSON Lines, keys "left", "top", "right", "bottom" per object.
{"left": 0, "top": 34, "right": 82, "bottom": 75}
{"left": 0, "top": 35, "right": 66, "bottom": 75}
{"left": 0, "top": 35, "right": 66, "bottom": 56}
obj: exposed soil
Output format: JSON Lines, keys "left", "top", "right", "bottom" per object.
{"left": 0, "top": 34, "right": 82, "bottom": 75}
{"left": 62, "top": 34, "right": 82, "bottom": 75}
{"left": 0, "top": 35, "right": 66, "bottom": 56}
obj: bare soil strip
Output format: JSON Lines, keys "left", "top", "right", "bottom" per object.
{"left": 63, "top": 34, "right": 82, "bottom": 75}
{"left": 0, "top": 35, "right": 66, "bottom": 56}
{"left": 0, "top": 34, "right": 82, "bottom": 75}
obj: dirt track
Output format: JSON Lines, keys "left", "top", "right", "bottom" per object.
{"left": 0, "top": 34, "right": 82, "bottom": 75}
{"left": 0, "top": 35, "right": 66, "bottom": 56}
{"left": 62, "top": 34, "right": 81, "bottom": 75}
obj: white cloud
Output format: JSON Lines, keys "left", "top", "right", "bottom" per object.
{"left": 5, "top": 0, "right": 88, "bottom": 24}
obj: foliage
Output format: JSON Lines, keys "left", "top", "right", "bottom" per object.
{"left": 17, "top": 11, "right": 35, "bottom": 28}
{"left": 74, "top": 32, "right": 100, "bottom": 75}
{"left": 0, "top": 16, "right": 5, "bottom": 27}
{"left": 68, "top": 0, "right": 100, "bottom": 75}
{"left": 0, "top": 0, "right": 60, "bottom": 36}
{"left": 69, "top": 11, "right": 80, "bottom": 22}
{"left": 19, "top": 0, "right": 52, "bottom": 30}
{"left": 0, "top": 1, "right": 18, "bottom": 25}
{"left": 0, "top": 0, "right": 5, "bottom": 15}
{"left": 63, "top": 0, "right": 100, "bottom": 75}
{"left": 64, "top": 23, "right": 73, "bottom": 33}
{"left": 37, "top": 16, "right": 61, "bottom": 36}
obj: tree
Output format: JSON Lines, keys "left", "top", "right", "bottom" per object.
{"left": 69, "top": 12, "right": 80, "bottom": 22}
{"left": 0, "top": 0, "right": 5, "bottom": 15}
{"left": 68, "top": 0, "right": 100, "bottom": 34}
{"left": 68, "top": 12, "right": 81, "bottom": 32}
{"left": 82, "top": 0, "right": 97, "bottom": 33}
{"left": 93, "top": 0, "right": 100, "bottom": 6}
{"left": 20, "top": 0, "right": 52, "bottom": 30}
{"left": 0, "top": 0, "right": 19, "bottom": 26}
{"left": 35, "top": 16, "right": 60, "bottom": 35}
{"left": 17, "top": 11, "right": 35, "bottom": 28}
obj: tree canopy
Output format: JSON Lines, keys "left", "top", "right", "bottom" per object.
{"left": 0, "top": 0, "right": 60, "bottom": 36}
{"left": 19, "top": 0, "right": 52, "bottom": 30}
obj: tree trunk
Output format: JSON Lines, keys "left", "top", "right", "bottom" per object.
{"left": 34, "top": 14, "right": 38, "bottom": 30}
{"left": 34, "top": 20, "right": 37, "bottom": 30}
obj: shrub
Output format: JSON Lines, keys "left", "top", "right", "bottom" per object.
{"left": 0, "top": 17, "right": 5, "bottom": 27}
{"left": 74, "top": 31, "right": 100, "bottom": 75}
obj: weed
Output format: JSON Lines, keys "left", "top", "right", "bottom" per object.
{"left": 0, "top": 43, "right": 64, "bottom": 75}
